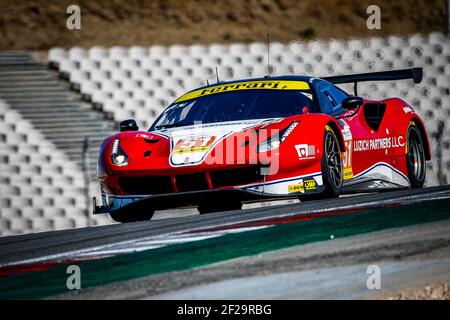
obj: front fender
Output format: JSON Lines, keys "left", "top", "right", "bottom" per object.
{"left": 274, "top": 114, "right": 346, "bottom": 178}
{"left": 289, "top": 114, "right": 346, "bottom": 152}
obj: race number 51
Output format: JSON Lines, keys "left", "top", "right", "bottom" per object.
{"left": 341, "top": 141, "right": 353, "bottom": 180}
{"left": 342, "top": 141, "right": 352, "bottom": 168}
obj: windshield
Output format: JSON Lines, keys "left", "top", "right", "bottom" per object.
{"left": 150, "top": 89, "right": 314, "bottom": 130}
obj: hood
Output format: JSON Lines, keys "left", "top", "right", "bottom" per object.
{"left": 100, "top": 117, "right": 289, "bottom": 176}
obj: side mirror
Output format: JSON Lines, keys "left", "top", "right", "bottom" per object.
{"left": 342, "top": 96, "right": 364, "bottom": 110}
{"left": 119, "top": 119, "right": 138, "bottom": 132}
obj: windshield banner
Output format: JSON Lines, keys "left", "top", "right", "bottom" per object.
{"left": 175, "top": 80, "right": 310, "bottom": 103}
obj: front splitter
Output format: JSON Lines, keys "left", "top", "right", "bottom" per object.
{"left": 94, "top": 188, "right": 300, "bottom": 214}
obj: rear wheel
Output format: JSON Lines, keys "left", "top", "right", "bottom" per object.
{"left": 406, "top": 124, "right": 426, "bottom": 188}
{"left": 198, "top": 201, "right": 242, "bottom": 214}
{"left": 110, "top": 207, "right": 155, "bottom": 223}
{"left": 300, "top": 127, "right": 343, "bottom": 201}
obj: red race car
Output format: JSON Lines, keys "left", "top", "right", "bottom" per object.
{"left": 95, "top": 68, "right": 430, "bottom": 222}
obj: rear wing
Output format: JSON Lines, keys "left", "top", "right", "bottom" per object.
{"left": 323, "top": 68, "right": 423, "bottom": 95}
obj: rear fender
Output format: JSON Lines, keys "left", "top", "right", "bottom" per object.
{"left": 383, "top": 98, "right": 431, "bottom": 160}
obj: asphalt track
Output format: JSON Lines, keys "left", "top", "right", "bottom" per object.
{"left": 1, "top": 185, "right": 450, "bottom": 299}
{"left": 1, "top": 186, "right": 450, "bottom": 266}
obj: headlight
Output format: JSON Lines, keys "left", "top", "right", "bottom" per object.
{"left": 111, "top": 139, "right": 129, "bottom": 166}
{"left": 258, "top": 121, "right": 299, "bottom": 153}
{"left": 258, "top": 139, "right": 281, "bottom": 153}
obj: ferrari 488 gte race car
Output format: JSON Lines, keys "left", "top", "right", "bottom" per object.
{"left": 95, "top": 68, "right": 430, "bottom": 222}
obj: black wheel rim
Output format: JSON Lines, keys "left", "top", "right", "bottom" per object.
{"left": 325, "top": 132, "right": 343, "bottom": 187}
{"left": 408, "top": 130, "right": 425, "bottom": 181}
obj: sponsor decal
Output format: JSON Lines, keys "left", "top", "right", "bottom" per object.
{"left": 168, "top": 120, "right": 283, "bottom": 167}
{"left": 403, "top": 106, "right": 414, "bottom": 113}
{"left": 343, "top": 167, "right": 354, "bottom": 180}
{"left": 242, "top": 172, "right": 323, "bottom": 195}
{"left": 303, "top": 178, "right": 317, "bottom": 191}
{"left": 338, "top": 119, "right": 352, "bottom": 141}
{"left": 353, "top": 136, "right": 405, "bottom": 152}
{"left": 176, "top": 80, "right": 310, "bottom": 102}
{"left": 342, "top": 140, "right": 353, "bottom": 180}
{"left": 172, "top": 136, "right": 216, "bottom": 154}
{"left": 135, "top": 133, "right": 151, "bottom": 138}
{"left": 337, "top": 119, "right": 346, "bottom": 129}
{"left": 341, "top": 128, "right": 352, "bottom": 141}
{"left": 288, "top": 182, "right": 304, "bottom": 193}
{"left": 295, "top": 144, "right": 315, "bottom": 160}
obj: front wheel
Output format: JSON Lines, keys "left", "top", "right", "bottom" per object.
{"left": 300, "top": 126, "right": 343, "bottom": 201}
{"left": 406, "top": 124, "right": 426, "bottom": 188}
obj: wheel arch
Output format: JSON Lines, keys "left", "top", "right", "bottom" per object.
{"left": 409, "top": 117, "right": 431, "bottom": 161}
{"left": 326, "top": 120, "right": 346, "bottom": 153}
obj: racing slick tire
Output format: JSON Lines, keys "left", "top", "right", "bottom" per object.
{"left": 198, "top": 201, "right": 242, "bottom": 214}
{"left": 109, "top": 207, "right": 155, "bottom": 223}
{"left": 300, "top": 126, "right": 343, "bottom": 201}
{"left": 406, "top": 123, "right": 426, "bottom": 188}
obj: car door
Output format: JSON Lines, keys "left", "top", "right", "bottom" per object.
{"left": 316, "top": 80, "right": 389, "bottom": 184}
{"left": 315, "top": 81, "right": 358, "bottom": 181}
{"left": 331, "top": 91, "right": 397, "bottom": 188}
